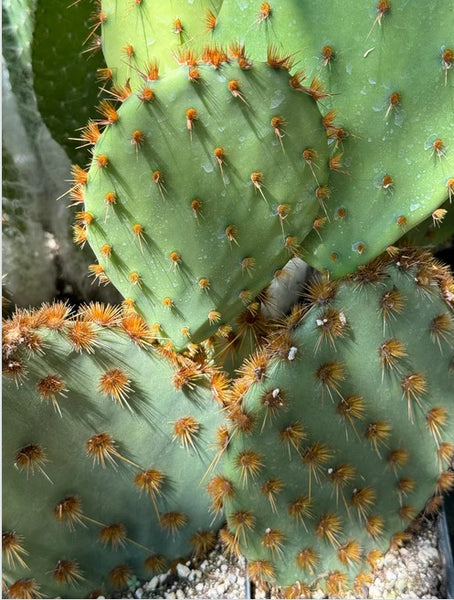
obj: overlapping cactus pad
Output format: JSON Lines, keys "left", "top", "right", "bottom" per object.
{"left": 2, "top": 305, "right": 227, "bottom": 598}
{"left": 100, "top": 0, "right": 224, "bottom": 87}
{"left": 216, "top": 249, "right": 454, "bottom": 592}
{"left": 83, "top": 60, "right": 329, "bottom": 348}
{"left": 212, "top": 0, "right": 454, "bottom": 276}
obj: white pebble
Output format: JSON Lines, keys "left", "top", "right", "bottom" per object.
{"left": 195, "top": 583, "right": 204, "bottom": 592}
{"left": 200, "top": 560, "right": 209, "bottom": 571}
{"left": 176, "top": 563, "right": 191, "bottom": 578}
{"left": 287, "top": 346, "right": 298, "bottom": 360}
{"left": 176, "top": 590, "right": 186, "bottom": 599}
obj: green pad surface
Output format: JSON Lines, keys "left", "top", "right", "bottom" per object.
{"left": 220, "top": 250, "right": 454, "bottom": 590}
{"left": 83, "top": 62, "right": 329, "bottom": 348}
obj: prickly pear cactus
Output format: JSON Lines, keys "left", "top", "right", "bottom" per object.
{"left": 82, "top": 59, "right": 329, "bottom": 349}
{"left": 213, "top": 0, "right": 454, "bottom": 277}
{"left": 99, "top": 0, "right": 224, "bottom": 89}
{"left": 215, "top": 248, "right": 454, "bottom": 592}
{"left": 2, "top": 304, "right": 227, "bottom": 598}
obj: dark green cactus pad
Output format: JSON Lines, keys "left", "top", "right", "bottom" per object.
{"left": 213, "top": 0, "right": 454, "bottom": 277}
{"left": 100, "top": 0, "right": 223, "bottom": 89}
{"left": 2, "top": 306, "right": 225, "bottom": 598}
{"left": 400, "top": 197, "right": 454, "bottom": 250}
{"left": 32, "top": 0, "right": 104, "bottom": 164}
{"left": 217, "top": 248, "right": 454, "bottom": 591}
{"left": 82, "top": 61, "right": 329, "bottom": 349}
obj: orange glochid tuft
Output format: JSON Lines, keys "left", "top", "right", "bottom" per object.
{"left": 2, "top": 531, "right": 29, "bottom": 569}
{"left": 267, "top": 44, "right": 294, "bottom": 71}
{"left": 437, "top": 442, "right": 454, "bottom": 466}
{"left": 367, "top": 549, "right": 384, "bottom": 569}
{"left": 78, "top": 302, "right": 121, "bottom": 326}
{"left": 121, "top": 313, "right": 156, "bottom": 346}
{"left": 67, "top": 318, "right": 99, "bottom": 353}
{"left": 337, "top": 540, "right": 363, "bottom": 567}
{"left": 207, "top": 475, "right": 234, "bottom": 515}
{"left": 190, "top": 530, "right": 217, "bottom": 558}
{"left": 234, "top": 449, "right": 264, "bottom": 485}
{"left": 219, "top": 528, "right": 241, "bottom": 557}
{"left": 365, "top": 421, "right": 392, "bottom": 455}
{"left": 315, "top": 513, "right": 342, "bottom": 548}
{"left": 365, "top": 514, "right": 385, "bottom": 539}
{"left": 262, "top": 528, "right": 285, "bottom": 556}
{"left": 379, "top": 339, "right": 407, "bottom": 373}
{"left": 54, "top": 496, "right": 85, "bottom": 530}
{"left": 97, "top": 99, "right": 118, "bottom": 125}
{"left": 160, "top": 512, "right": 188, "bottom": 535}
{"left": 98, "top": 368, "right": 132, "bottom": 409}
{"left": 432, "top": 137, "right": 446, "bottom": 159}
{"left": 288, "top": 495, "right": 313, "bottom": 525}
{"left": 172, "top": 416, "right": 200, "bottom": 451}
{"left": 144, "top": 555, "right": 167, "bottom": 573}
{"left": 350, "top": 487, "right": 376, "bottom": 520}
{"left": 261, "top": 478, "right": 284, "bottom": 513}
{"left": 295, "top": 546, "right": 318, "bottom": 573}
{"left": 325, "top": 571, "right": 348, "bottom": 597}
{"left": 248, "top": 560, "right": 275, "bottom": 584}
{"left": 337, "top": 395, "right": 366, "bottom": 432}
{"left": 86, "top": 432, "right": 120, "bottom": 468}
{"left": 96, "top": 154, "right": 109, "bottom": 169}
{"left": 88, "top": 264, "right": 109, "bottom": 285}
{"left": 401, "top": 372, "right": 427, "bottom": 422}
{"left": 7, "top": 579, "right": 43, "bottom": 599}
{"left": 109, "top": 564, "right": 132, "bottom": 588}
{"left": 387, "top": 448, "right": 409, "bottom": 473}
{"left": 321, "top": 45, "right": 335, "bottom": 66}
{"left": 280, "top": 422, "right": 307, "bottom": 455}
{"left": 436, "top": 471, "right": 454, "bottom": 494}
{"left": 100, "top": 523, "right": 127, "bottom": 548}
{"left": 205, "top": 9, "right": 217, "bottom": 30}
{"left": 37, "top": 301, "right": 71, "bottom": 329}
{"left": 36, "top": 374, "right": 67, "bottom": 415}
{"left": 139, "top": 87, "right": 154, "bottom": 102}
{"left": 315, "top": 361, "right": 346, "bottom": 401}
{"left": 14, "top": 444, "right": 50, "bottom": 483}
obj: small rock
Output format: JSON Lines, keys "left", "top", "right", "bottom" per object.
{"left": 144, "top": 576, "right": 159, "bottom": 591}
{"left": 195, "top": 583, "right": 204, "bottom": 592}
{"left": 220, "top": 563, "right": 228, "bottom": 573}
{"left": 164, "top": 593, "right": 176, "bottom": 599}
{"left": 159, "top": 573, "right": 169, "bottom": 585}
{"left": 200, "top": 560, "right": 209, "bottom": 572}
{"left": 176, "top": 589, "right": 186, "bottom": 599}
{"left": 386, "top": 570, "right": 397, "bottom": 583}
{"left": 176, "top": 563, "right": 191, "bottom": 578}
{"left": 228, "top": 573, "right": 237, "bottom": 584}
{"left": 134, "top": 588, "right": 143, "bottom": 599}
{"left": 418, "top": 547, "right": 440, "bottom": 563}
{"left": 216, "top": 583, "right": 225, "bottom": 595}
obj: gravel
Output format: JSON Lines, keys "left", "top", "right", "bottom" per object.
{"left": 111, "top": 513, "right": 449, "bottom": 599}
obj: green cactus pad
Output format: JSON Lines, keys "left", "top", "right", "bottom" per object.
{"left": 99, "top": 0, "right": 223, "bottom": 89}
{"left": 2, "top": 305, "right": 225, "bottom": 598}
{"left": 213, "top": 0, "right": 454, "bottom": 277}
{"left": 32, "top": 0, "right": 104, "bottom": 164}
{"left": 216, "top": 248, "right": 454, "bottom": 591}
{"left": 82, "top": 61, "right": 329, "bottom": 349}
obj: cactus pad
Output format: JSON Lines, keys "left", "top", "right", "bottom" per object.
{"left": 216, "top": 248, "right": 454, "bottom": 591}
{"left": 2, "top": 305, "right": 226, "bottom": 598}
{"left": 82, "top": 60, "right": 329, "bottom": 349}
